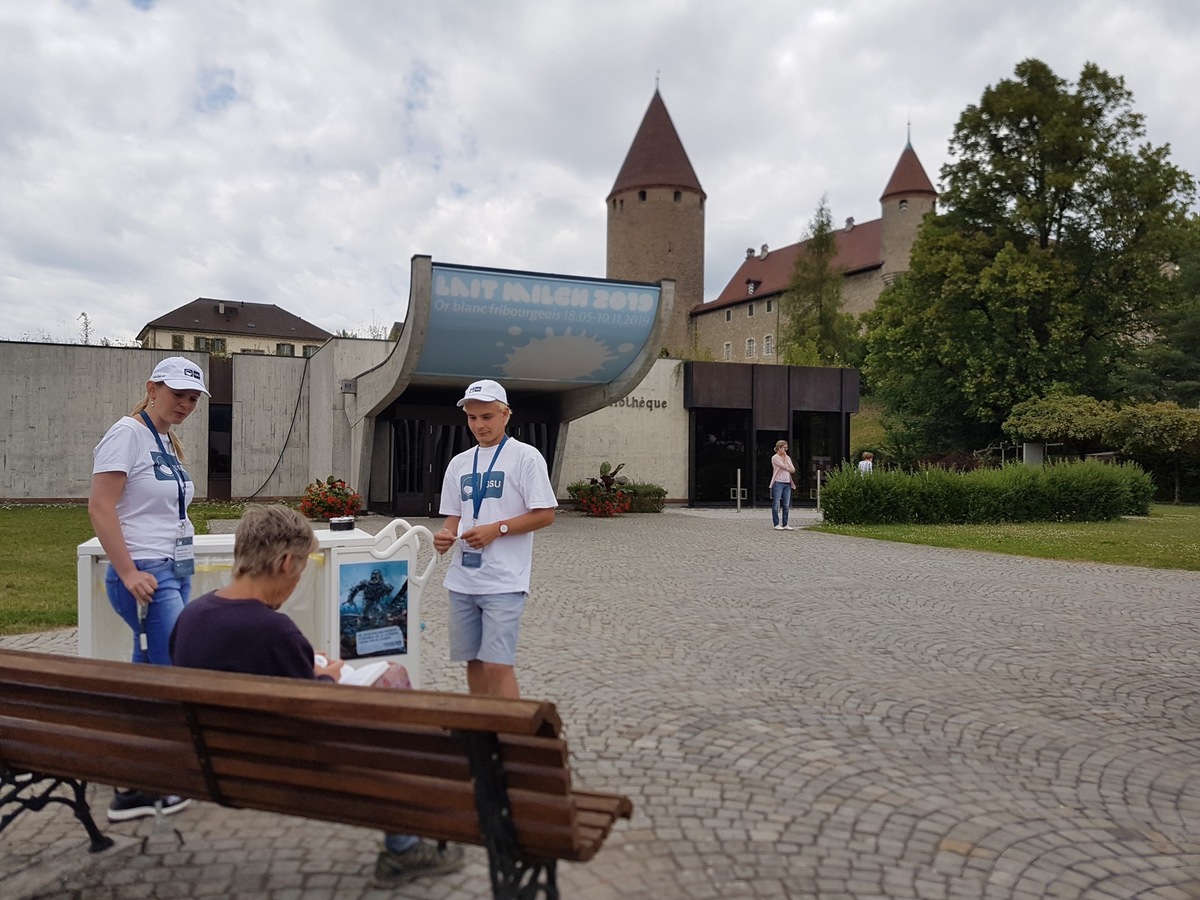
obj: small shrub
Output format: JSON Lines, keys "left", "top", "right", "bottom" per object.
{"left": 567, "top": 463, "right": 666, "bottom": 515}
{"left": 300, "top": 475, "right": 362, "bottom": 520}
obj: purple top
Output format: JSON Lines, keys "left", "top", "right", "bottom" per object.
{"left": 170, "top": 591, "right": 333, "bottom": 682}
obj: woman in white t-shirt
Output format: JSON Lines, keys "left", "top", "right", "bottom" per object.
{"left": 88, "top": 356, "right": 209, "bottom": 666}
{"left": 88, "top": 357, "right": 208, "bottom": 821}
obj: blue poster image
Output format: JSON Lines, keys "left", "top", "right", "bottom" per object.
{"left": 338, "top": 560, "right": 408, "bottom": 660}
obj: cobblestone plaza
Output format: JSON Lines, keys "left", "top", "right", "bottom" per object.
{"left": 4, "top": 508, "right": 1199, "bottom": 898}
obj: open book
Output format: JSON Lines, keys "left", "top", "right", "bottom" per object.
{"left": 314, "top": 654, "right": 390, "bottom": 687}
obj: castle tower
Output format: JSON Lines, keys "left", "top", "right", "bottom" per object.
{"left": 879, "top": 139, "right": 937, "bottom": 285}
{"left": 606, "top": 90, "right": 706, "bottom": 358}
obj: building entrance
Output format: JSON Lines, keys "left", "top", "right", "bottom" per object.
{"left": 381, "top": 407, "right": 560, "bottom": 519}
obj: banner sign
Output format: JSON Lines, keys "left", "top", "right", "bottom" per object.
{"left": 416, "top": 264, "right": 660, "bottom": 384}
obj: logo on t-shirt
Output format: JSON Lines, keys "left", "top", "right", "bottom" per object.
{"left": 151, "top": 451, "right": 191, "bottom": 483}
{"left": 460, "top": 471, "right": 505, "bottom": 502}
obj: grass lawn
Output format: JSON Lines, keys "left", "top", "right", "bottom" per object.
{"left": 813, "top": 502, "right": 1200, "bottom": 571}
{"left": 0, "top": 503, "right": 246, "bottom": 636}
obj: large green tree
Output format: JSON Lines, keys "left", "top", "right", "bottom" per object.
{"left": 779, "top": 197, "right": 859, "bottom": 366}
{"left": 864, "top": 59, "right": 1195, "bottom": 451}
{"left": 1122, "top": 214, "right": 1200, "bottom": 406}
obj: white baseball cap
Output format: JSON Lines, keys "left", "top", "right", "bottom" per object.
{"left": 150, "top": 357, "right": 210, "bottom": 395}
{"left": 457, "top": 379, "right": 508, "bottom": 407}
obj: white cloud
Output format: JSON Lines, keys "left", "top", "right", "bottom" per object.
{"left": 0, "top": 0, "right": 1196, "bottom": 344}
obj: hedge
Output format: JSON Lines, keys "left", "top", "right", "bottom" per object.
{"left": 820, "top": 460, "right": 1153, "bottom": 525}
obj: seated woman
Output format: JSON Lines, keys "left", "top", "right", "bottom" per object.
{"left": 169, "top": 504, "right": 463, "bottom": 888}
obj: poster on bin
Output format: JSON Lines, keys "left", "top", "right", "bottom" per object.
{"left": 336, "top": 558, "right": 409, "bottom": 661}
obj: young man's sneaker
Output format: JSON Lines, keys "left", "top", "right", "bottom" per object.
{"left": 107, "top": 790, "right": 191, "bottom": 822}
{"left": 773, "top": 524, "right": 783, "bottom": 530}
{"left": 373, "top": 840, "right": 465, "bottom": 887}
{"left": 783, "top": 525, "right": 794, "bottom": 530}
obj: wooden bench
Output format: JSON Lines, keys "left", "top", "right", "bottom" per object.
{"left": 0, "top": 649, "right": 631, "bottom": 900}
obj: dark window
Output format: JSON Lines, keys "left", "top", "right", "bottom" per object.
{"left": 194, "top": 336, "right": 226, "bottom": 353}
{"left": 725, "top": 309, "right": 732, "bottom": 323}
{"left": 747, "top": 303, "right": 755, "bottom": 318}
{"left": 674, "top": 191, "right": 681, "bottom": 202}
{"left": 171, "top": 334, "right": 184, "bottom": 350}
{"left": 277, "top": 343, "right": 295, "bottom": 357}
{"left": 303, "top": 345, "right": 319, "bottom": 357}
{"left": 638, "top": 190, "right": 646, "bottom": 201}
{"left": 766, "top": 299, "right": 773, "bottom": 313}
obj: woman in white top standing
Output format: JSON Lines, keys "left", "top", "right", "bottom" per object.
{"left": 89, "top": 357, "right": 207, "bottom": 821}
{"left": 89, "top": 357, "right": 208, "bottom": 666}
{"left": 769, "top": 440, "right": 797, "bottom": 530}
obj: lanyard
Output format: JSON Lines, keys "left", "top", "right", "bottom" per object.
{"left": 470, "top": 435, "right": 507, "bottom": 521}
{"left": 139, "top": 411, "right": 187, "bottom": 522}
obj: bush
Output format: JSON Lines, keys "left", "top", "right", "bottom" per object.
{"left": 300, "top": 476, "right": 362, "bottom": 520}
{"left": 622, "top": 482, "right": 667, "bottom": 513}
{"left": 821, "top": 460, "right": 1152, "bottom": 525}
{"left": 566, "top": 463, "right": 666, "bottom": 515}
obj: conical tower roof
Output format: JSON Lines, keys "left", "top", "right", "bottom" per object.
{"left": 608, "top": 91, "right": 705, "bottom": 201}
{"left": 880, "top": 142, "right": 936, "bottom": 201}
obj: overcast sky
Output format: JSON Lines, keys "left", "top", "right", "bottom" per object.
{"left": 2, "top": 0, "right": 1197, "bottom": 345}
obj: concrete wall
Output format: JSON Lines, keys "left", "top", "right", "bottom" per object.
{"left": 230, "top": 338, "right": 391, "bottom": 498}
{"left": 229, "top": 354, "right": 309, "bottom": 498}
{"left": 0, "top": 342, "right": 210, "bottom": 500}
{"left": 557, "top": 357, "right": 689, "bottom": 500}
{"left": 305, "top": 338, "right": 391, "bottom": 489}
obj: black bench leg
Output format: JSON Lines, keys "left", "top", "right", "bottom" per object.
{"left": 455, "top": 731, "right": 559, "bottom": 900}
{"left": 1, "top": 767, "right": 115, "bottom": 853}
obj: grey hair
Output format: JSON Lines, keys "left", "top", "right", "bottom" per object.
{"left": 233, "top": 505, "right": 317, "bottom": 579}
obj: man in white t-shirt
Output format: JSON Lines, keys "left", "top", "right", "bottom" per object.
{"left": 432, "top": 380, "right": 556, "bottom": 699}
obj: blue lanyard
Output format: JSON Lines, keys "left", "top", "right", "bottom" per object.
{"left": 139, "top": 411, "right": 187, "bottom": 522}
{"left": 470, "top": 436, "right": 507, "bottom": 521}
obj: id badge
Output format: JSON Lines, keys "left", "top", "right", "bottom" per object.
{"left": 461, "top": 550, "right": 483, "bottom": 569}
{"left": 174, "top": 535, "right": 195, "bottom": 578}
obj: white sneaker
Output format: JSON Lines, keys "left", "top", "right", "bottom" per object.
{"left": 783, "top": 525, "right": 794, "bottom": 530}
{"left": 773, "top": 525, "right": 783, "bottom": 530}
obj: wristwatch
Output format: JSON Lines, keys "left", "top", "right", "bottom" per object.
{"left": 498, "top": 522, "right": 509, "bottom": 535}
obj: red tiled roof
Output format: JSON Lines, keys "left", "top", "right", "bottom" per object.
{"left": 608, "top": 91, "right": 705, "bottom": 201}
{"left": 881, "top": 143, "right": 936, "bottom": 201}
{"left": 699, "top": 219, "right": 883, "bottom": 312}
{"left": 138, "top": 298, "right": 332, "bottom": 341}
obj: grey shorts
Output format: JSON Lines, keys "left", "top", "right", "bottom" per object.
{"left": 447, "top": 590, "right": 527, "bottom": 665}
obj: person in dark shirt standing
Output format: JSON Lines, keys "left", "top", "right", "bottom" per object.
{"left": 170, "top": 504, "right": 463, "bottom": 888}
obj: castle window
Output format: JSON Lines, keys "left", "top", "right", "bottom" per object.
{"left": 674, "top": 191, "right": 681, "bottom": 202}
{"left": 745, "top": 338, "right": 756, "bottom": 358}
{"left": 638, "top": 190, "right": 646, "bottom": 201}
{"left": 764, "top": 334, "right": 774, "bottom": 357}
{"left": 725, "top": 309, "right": 732, "bottom": 323}
{"left": 723, "top": 342, "right": 732, "bottom": 361}
{"left": 747, "top": 303, "right": 755, "bottom": 318}
{"left": 899, "top": 199, "right": 909, "bottom": 211}
{"left": 766, "top": 299, "right": 773, "bottom": 313}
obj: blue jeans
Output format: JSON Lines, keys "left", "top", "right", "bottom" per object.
{"left": 106, "top": 559, "right": 190, "bottom": 666}
{"left": 771, "top": 481, "right": 792, "bottom": 527}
